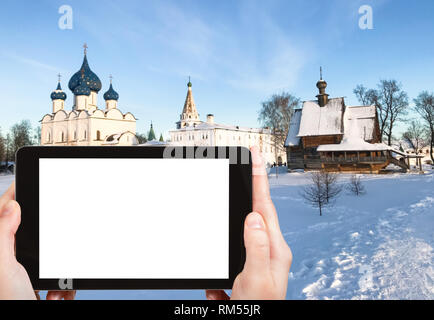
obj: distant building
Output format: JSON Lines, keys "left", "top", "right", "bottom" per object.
{"left": 402, "top": 145, "right": 433, "bottom": 166}
{"left": 41, "top": 45, "right": 138, "bottom": 146}
{"left": 285, "top": 72, "right": 405, "bottom": 173}
{"left": 169, "top": 79, "right": 286, "bottom": 166}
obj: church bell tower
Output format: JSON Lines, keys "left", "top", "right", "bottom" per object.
{"left": 176, "top": 77, "right": 202, "bottom": 129}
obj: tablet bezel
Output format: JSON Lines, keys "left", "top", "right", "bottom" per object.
{"left": 15, "top": 146, "right": 251, "bottom": 290}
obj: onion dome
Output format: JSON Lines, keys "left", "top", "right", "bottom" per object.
{"left": 50, "top": 82, "right": 67, "bottom": 100}
{"left": 316, "top": 67, "right": 327, "bottom": 91}
{"left": 103, "top": 83, "right": 119, "bottom": 101}
{"left": 68, "top": 51, "right": 102, "bottom": 93}
{"left": 73, "top": 72, "right": 91, "bottom": 96}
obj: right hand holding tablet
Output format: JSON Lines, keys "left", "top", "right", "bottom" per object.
{"left": 206, "top": 146, "right": 292, "bottom": 300}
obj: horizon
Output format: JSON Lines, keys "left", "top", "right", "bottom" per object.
{"left": 1, "top": 0, "right": 434, "bottom": 138}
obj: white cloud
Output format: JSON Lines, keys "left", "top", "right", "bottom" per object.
{"left": 1, "top": 51, "right": 62, "bottom": 73}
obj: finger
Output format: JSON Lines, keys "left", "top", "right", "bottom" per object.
{"left": 0, "top": 200, "right": 21, "bottom": 261}
{"left": 250, "top": 147, "right": 286, "bottom": 248}
{"left": 251, "top": 147, "right": 277, "bottom": 223}
{"left": 64, "top": 290, "right": 76, "bottom": 300}
{"left": 205, "top": 290, "right": 230, "bottom": 300}
{"left": 46, "top": 290, "right": 76, "bottom": 300}
{"left": 46, "top": 291, "right": 63, "bottom": 300}
{"left": 242, "top": 212, "right": 271, "bottom": 276}
{"left": 0, "top": 182, "right": 15, "bottom": 211}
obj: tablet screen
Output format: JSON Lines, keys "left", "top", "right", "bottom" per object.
{"left": 38, "top": 158, "right": 229, "bottom": 280}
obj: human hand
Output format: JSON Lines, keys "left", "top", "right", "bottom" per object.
{"left": 206, "top": 146, "right": 292, "bottom": 300}
{"left": 0, "top": 182, "right": 75, "bottom": 300}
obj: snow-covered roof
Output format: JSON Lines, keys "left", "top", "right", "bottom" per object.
{"left": 344, "top": 106, "right": 376, "bottom": 141}
{"left": 138, "top": 140, "right": 168, "bottom": 146}
{"left": 317, "top": 104, "right": 382, "bottom": 152}
{"left": 297, "top": 98, "right": 345, "bottom": 137}
{"left": 317, "top": 141, "right": 390, "bottom": 152}
{"left": 284, "top": 109, "right": 302, "bottom": 147}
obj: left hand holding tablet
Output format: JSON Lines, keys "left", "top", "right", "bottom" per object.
{"left": 0, "top": 182, "right": 75, "bottom": 300}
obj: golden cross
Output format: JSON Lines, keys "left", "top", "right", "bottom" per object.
{"left": 57, "top": 73, "right": 62, "bottom": 82}
{"left": 83, "top": 43, "right": 88, "bottom": 55}
{"left": 109, "top": 74, "right": 113, "bottom": 84}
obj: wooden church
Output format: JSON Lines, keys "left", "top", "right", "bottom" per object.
{"left": 285, "top": 71, "right": 403, "bottom": 173}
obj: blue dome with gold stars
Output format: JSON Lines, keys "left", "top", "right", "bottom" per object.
{"left": 68, "top": 54, "right": 102, "bottom": 94}
{"left": 50, "top": 82, "right": 67, "bottom": 100}
{"left": 73, "top": 73, "right": 91, "bottom": 96}
{"left": 103, "top": 83, "right": 119, "bottom": 101}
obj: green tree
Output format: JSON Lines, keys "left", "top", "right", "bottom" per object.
{"left": 159, "top": 134, "right": 164, "bottom": 142}
{"left": 148, "top": 123, "right": 156, "bottom": 141}
{"left": 136, "top": 133, "right": 148, "bottom": 144}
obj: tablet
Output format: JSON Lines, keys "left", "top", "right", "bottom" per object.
{"left": 15, "top": 146, "right": 251, "bottom": 290}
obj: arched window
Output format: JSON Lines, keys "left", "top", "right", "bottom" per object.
{"left": 61, "top": 132, "right": 64, "bottom": 142}
{"left": 96, "top": 130, "right": 101, "bottom": 141}
{"left": 47, "top": 132, "right": 51, "bottom": 143}
{"left": 74, "top": 131, "right": 77, "bottom": 140}
{"left": 84, "top": 130, "right": 87, "bottom": 140}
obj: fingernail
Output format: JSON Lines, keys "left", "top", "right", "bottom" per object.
{"left": 1, "top": 201, "right": 15, "bottom": 217}
{"left": 246, "top": 213, "right": 264, "bottom": 229}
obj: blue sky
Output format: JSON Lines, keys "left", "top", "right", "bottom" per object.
{"left": 1, "top": 0, "right": 434, "bottom": 138}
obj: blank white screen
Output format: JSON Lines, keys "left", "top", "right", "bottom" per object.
{"left": 39, "top": 158, "right": 229, "bottom": 279}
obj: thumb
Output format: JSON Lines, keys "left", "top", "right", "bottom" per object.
{"left": 242, "top": 212, "right": 271, "bottom": 276}
{"left": 0, "top": 200, "right": 21, "bottom": 260}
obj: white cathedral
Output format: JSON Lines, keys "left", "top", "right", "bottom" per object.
{"left": 41, "top": 46, "right": 138, "bottom": 146}
{"left": 169, "top": 80, "right": 287, "bottom": 166}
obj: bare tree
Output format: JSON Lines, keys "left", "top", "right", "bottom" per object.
{"left": 301, "top": 171, "right": 341, "bottom": 216}
{"left": 354, "top": 84, "right": 378, "bottom": 106}
{"left": 354, "top": 80, "right": 408, "bottom": 145}
{"left": 347, "top": 175, "right": 366, "bottom": 196}
{"left": 402, "top": 120, "right": 428, "bottom": 168}
{"left": 258, "top": 92, "right": 300, "bottom": 176}
{"left": 5, "top": 133, "right": 11, "bottom": 163}
{"left": 320, "top": 171, "right": 342, "bottom": 204}
{"left": 34, "top": 126, "right": 41, "bottom": 145}
{"left": 301, "top": 172, "right": 327, "bottom": 216}
{"left": 414, "top": 91, "right": 434, "bottom": 163}
{"left": 9, "top": 120, "right": 35, "bottom": 159}
{"left": 0, "top": 128, "right": 5, "bottom": 167}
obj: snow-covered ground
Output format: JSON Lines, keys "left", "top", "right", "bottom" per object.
{"left": 0, "top": 168, "right": 433, "bottom": 300}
